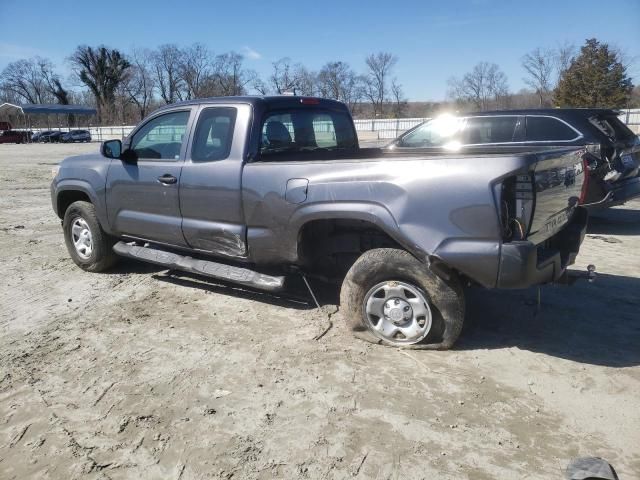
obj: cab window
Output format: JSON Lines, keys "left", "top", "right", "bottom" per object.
{"left": 131, "top": 110, "right": 190, "bottom": 160}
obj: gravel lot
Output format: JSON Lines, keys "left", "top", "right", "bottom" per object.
{"left": 1, "top": 143, "right": 639, "bottom": 479}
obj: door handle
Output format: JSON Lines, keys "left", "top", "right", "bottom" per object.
{"left": 157, "top": 174, "right": 177, "bottom": 185}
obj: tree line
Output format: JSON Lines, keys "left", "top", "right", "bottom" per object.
{"left": 0, "top": 37, "right": 637, "bottom": 125}
{"left": 0, "top": 45, "right": 406, "bottom": 124}
{"left": 447, "top": 39, "right": 636, "bottom": 111}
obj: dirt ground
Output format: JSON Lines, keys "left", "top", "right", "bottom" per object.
{"left": 1, "top": 143, "right": 639, "bottom": 480}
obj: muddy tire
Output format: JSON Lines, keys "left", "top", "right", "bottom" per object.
{"left": 340, "top": 248, "right": 465, "bottom": 350}
{"left": 63, "top": 200, "right": 118, "bottom": 272}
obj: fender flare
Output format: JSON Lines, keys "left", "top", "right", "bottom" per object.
{"left": 54, "top": 180, "right": 111, "bottom": 234}
{"left": 288, "top": 201, "right": 427, "bottom": 263}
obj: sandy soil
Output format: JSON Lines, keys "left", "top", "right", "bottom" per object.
{"left": 0, "top": 143, "right": 639, "bottom": 480}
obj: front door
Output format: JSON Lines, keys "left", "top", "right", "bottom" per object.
{"left": 179, "top": 104, "right": 248, "bottom": 257}
{"left": 105, "top": 109, "right": 193, "bottom": 247}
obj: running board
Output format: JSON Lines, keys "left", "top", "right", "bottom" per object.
{"left": 113, "top": 242, "right": 285, "bottom": 292}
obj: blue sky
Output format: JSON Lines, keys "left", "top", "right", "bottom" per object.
{"left": 1, "top": 0, "right": 639, "bottom": 101}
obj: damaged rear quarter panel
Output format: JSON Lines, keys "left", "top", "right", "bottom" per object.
{"left": 242, "top": 154, "right": 528, "bottom": 287}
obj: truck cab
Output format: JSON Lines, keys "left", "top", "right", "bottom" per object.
{"left": 90, "top": 97, "right": 358, "bottom": 258}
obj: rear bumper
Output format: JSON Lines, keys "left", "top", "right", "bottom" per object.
{"left": 497, "top": 207, "right": 587, "bottom": 289}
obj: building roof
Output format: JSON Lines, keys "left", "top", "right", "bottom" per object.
{"left": 0, "top": 103, "right": 97, "bottom": 116}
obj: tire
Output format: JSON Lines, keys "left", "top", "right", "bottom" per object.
{"left": 340, "top": 248, "right": 465, "bottom": 350}
{"left": 63, "top": 200, "right": 118, "bottom": 272}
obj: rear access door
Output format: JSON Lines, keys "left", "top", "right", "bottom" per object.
{"left": 178, "top": 103, "right": 251, "bottom": 257}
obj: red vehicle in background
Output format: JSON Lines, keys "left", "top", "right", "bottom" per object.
{"left": 0, "top": 121, "right": 12, "bottom": 131}
{"left": 0, "top": 130, "right": 31, "bottom": 144}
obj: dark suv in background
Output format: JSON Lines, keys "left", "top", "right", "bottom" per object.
{"left": 61, "top": 129, "right": 92, "bottom": 143}
{"left": 388, "top": 109, "right": 640, "bottom": 208}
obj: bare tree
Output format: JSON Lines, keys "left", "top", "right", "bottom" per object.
{"left": 211, "top": 52, "right": 255, "bottom": 96}
{"left": 152, "top": 44, "right": 184, "bottom": 104}
{"left": 554, "top": 42, "right": 576, "bottom": 84}
{"left": 522, "top": 48, "right": 555, "bottom": 107}
{"left": 293, "top": 65, "right": 317, "bottom": 96}
{"left": 317, "top": 61, "right": 362, "bottom": 112}
{"left": 361, "top": 52, "right": 397, "bottom": 116}
{"left": 34, "top": 58, "right": 71, "bottom": 105}
{"left": 179, "top": 43, "right": 212, "bottom": 99}
{"left": 390, "top": 78, "right": 407, "bottom": 117}
{"left": 123, "top": 49, "right": 155, "bottom": 120}
{"left": 70, "top": 46, "right": 130, "bottom": 123}
{"left": 0, "top": 58, "right": 51, "bottom": 104}
{"left": 448, "top": 62, "right": 509, "bottom": 110}
{"left": 269, "top": 58, "right": 299, "bottom": 94}
{"left": 250, "top": 76, "right": 269, "bottom": 95}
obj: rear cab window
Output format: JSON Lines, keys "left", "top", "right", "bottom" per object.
{"left": 191, "top": 107, "right": 237, "bottom": 162}
{"left": 259, "top": 108, "right": 357, "bottom": 159}
{"left": 525, "top": 116, "right": 580, "bottom": 141}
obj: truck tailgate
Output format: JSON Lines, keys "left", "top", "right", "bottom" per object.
{"left": 526, "top": 148, "right": 586, "bottom": 245}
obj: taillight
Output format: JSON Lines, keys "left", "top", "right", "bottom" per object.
{"left": 501, "top": 174, "right": 535, "bottom": 241}
{"left": 579, "top": 156, "right": 590, "bottom": 204}
{"left": 300, "top": 97, "right": 320, "bottom": 105}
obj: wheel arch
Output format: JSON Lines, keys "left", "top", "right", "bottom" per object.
{"left": 53, "top": 181, "right": 112, "bottom": 235}
{"left": 291, "top": 204, "right": 430, "bottom": 280}
{"left": 292, "top": 202, "right": 425, "bottom": 258}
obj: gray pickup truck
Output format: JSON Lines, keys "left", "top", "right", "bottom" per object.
{"left": 51, "top": 96, "right": 589, "bottom": 349}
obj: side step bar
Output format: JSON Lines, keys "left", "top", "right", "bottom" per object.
{"left": 113, "top": 242, "right": 285, "bottom": 292}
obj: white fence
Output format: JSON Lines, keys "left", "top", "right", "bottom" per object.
{"left": 26, "top": 109, "right": 640, "bottom": 142}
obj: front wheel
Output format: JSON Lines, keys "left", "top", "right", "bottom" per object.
{"left": 63, "top": 200, "right": 118, "bottom": 272}
{"left": 340, "top": 248, "right": 465, "bottom": 350}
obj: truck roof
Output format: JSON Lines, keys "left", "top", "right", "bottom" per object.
{"left": 154, "top": 95, "right": 348, "bottom": 113}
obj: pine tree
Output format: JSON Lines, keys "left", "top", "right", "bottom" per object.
{"left": 554, "top": 38, "right": 633, "bottom": 108}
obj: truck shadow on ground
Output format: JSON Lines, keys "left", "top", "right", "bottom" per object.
{"left": 587, "top": 207, "right": 640, "bottom": 235}
{"left": 151, "top": 270, "right": 338, "bottom": 310}
{"left": 459, "top": 272, "right": 640, "bottom": 367}
{"left": 152, "top": 266, "right": 639, "bottom": 368}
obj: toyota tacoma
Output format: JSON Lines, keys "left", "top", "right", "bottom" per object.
{"left": 51, "top": 96, "right": 590, "bottom": 349}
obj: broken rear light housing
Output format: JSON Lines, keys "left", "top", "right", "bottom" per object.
{"left": 501, "top": 174, "right": 535, "bottom": 242}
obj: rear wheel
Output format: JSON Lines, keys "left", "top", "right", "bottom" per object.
{"left": 340, "top": 248, "right": 465, "bottom": 349}
{"left": 63, "top": 201, "right": 118, "bottom": 272}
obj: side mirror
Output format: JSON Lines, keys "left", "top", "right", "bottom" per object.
{"left": 101, "top": 139, "right": 122, "bottom": 159}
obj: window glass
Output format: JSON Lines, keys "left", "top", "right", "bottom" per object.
{"left": 462, "top": 117, "right": 518, "bottom": 144}
{"left": 260, "top": 109, "right": 356, "bottom": 156}
{"left": 400, "top": 116, "right": 519, "bottom": 147}
{"left": 191, "top": 107, "right": 237, "bottom": 162}
{"left": 131, "top": 110, "right": 190, "bottom": 160}
{"left": 526, "top": 116, "right": 577, "bottom": 141}
{"left": 399, "top": 116, "right": 465, "bottom": 148}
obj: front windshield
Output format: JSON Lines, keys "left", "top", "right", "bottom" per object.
{"left": 398, "top": 116, "right": 466, "bottom": 148}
